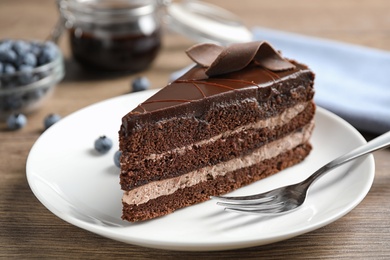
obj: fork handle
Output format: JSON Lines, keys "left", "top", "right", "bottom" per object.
{"left": 305, "top": 130, "right": 390, "bottom": 185}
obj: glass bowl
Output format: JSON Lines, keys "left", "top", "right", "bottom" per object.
{"left": 0, "top": 41, "right": 65, "bottom": 120}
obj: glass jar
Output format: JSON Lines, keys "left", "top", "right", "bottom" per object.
{"left": 57, "top": 0, "right": 162, "bottom": 72}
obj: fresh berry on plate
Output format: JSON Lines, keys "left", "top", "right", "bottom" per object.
{"left": 94, "top": 136, "right": 113, "bottom": 154}
{"left": 114, "top": 150, "right": 122, "bottom": 168}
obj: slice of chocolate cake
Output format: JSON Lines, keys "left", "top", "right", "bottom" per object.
{"left": 119, "top": 41, "right": 315, "bottom": 222}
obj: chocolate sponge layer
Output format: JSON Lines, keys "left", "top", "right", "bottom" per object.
{"left": 120, "top": 102, "right": 315, "bottom": 190}
{"left": 122, "top": 143, "right": 312, "bottom": 222}
{"left": 119, "top": 78, "right": 315, "bottom": 190}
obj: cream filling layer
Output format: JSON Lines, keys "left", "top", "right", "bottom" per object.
{"left": 146, "top": 101, "right": 310, "bottom": 160}
{"left": 122, "top": 121, "right": 314, "bottom": 206}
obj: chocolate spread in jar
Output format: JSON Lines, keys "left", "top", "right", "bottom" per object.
{"left": 60, "top": 0, "right": 162, "bottom": 72}
{"left": 69, "top": 27, "right": 161, "bottom": 72}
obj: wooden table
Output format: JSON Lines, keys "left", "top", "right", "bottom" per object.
{"left": 1, "top": 0, "right": 389, "bottom": 258}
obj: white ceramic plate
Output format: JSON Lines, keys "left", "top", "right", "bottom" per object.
{"left": 27, "top": 90, "right": 375, "bottom": 251}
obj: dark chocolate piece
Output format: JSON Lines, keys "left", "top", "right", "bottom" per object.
{"left": 186, "top": 41, "right": 296, "bottom": 76}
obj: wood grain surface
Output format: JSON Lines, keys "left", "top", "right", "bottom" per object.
{"left": 1, "top": 0, "right": 389, "bottom": 259}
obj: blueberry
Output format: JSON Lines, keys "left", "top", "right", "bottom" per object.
{"left": 30, "top": 43, "right": 42, "bottom": 56}
{"left": 23, "top": 87, "right": 46, "bottom": 101}
{"left": 0, "top": 49, "right": 17, "bottom": 64}
{"left": 131, "top": 76, "right": 150, "bottom": 92}
{"left": 4, "top": 94, "right": 23, "bottom": 110}
{"left": 94, "top": 136, "right": 113, "bottom": 154}
{"left": 18, "top": 64, "right": 34, "bottom": 85}
{"left": 44, "top": 41, "right": 57, "bottom": 51}
{"left": 38, "top": 42, "right": 58, "bottom": 65}
{"left": 43, "top": 113, "right": 61, "bottom": 130}
{"left": 3, "top": 63, "right": 15, "bottom": 74}
{"left": 6, "top": 113, "right": 27, "bottom": 130}
{"left": 21, "top": 52, "right": 37, "bottom": 67}
{"left": 0, "top": 40, "right": 10, "bottom": 47}
{"left": 19, "top": 64, "right": 33, "bottom": 71}
{"left": 12, "top": 40, "right": 31, "bottom": 55}
{"left": 113, "top": 150, "right": 122, "bottom": 168}
{"left": 0, "top": 40, "right": 12, "bottom": 51}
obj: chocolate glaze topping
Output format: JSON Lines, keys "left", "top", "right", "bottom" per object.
{"left": 121, "top": 42, "right": 312, "bottom": 131}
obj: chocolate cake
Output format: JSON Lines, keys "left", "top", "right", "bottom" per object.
{"left": 119, "top": 41, "right": 315, "bottom": 222}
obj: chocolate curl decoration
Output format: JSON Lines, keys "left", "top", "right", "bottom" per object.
{"left": 186, "top": 41, "right": 296, "bottom": 77}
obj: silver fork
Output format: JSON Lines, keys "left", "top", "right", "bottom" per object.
{"left": 211, "top": 131, "right": 390, "bottom": 215}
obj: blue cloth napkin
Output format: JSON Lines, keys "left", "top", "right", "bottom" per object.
{"left": 252, "top": 27, "right": 390, "bottom": 134}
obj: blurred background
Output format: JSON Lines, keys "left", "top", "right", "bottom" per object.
{"left": 1, "top": 0, "right": 389, "bottom": 119}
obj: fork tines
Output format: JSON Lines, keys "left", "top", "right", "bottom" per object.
{"left": 211, "top": 195, "right": 287, "bottom": 214}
